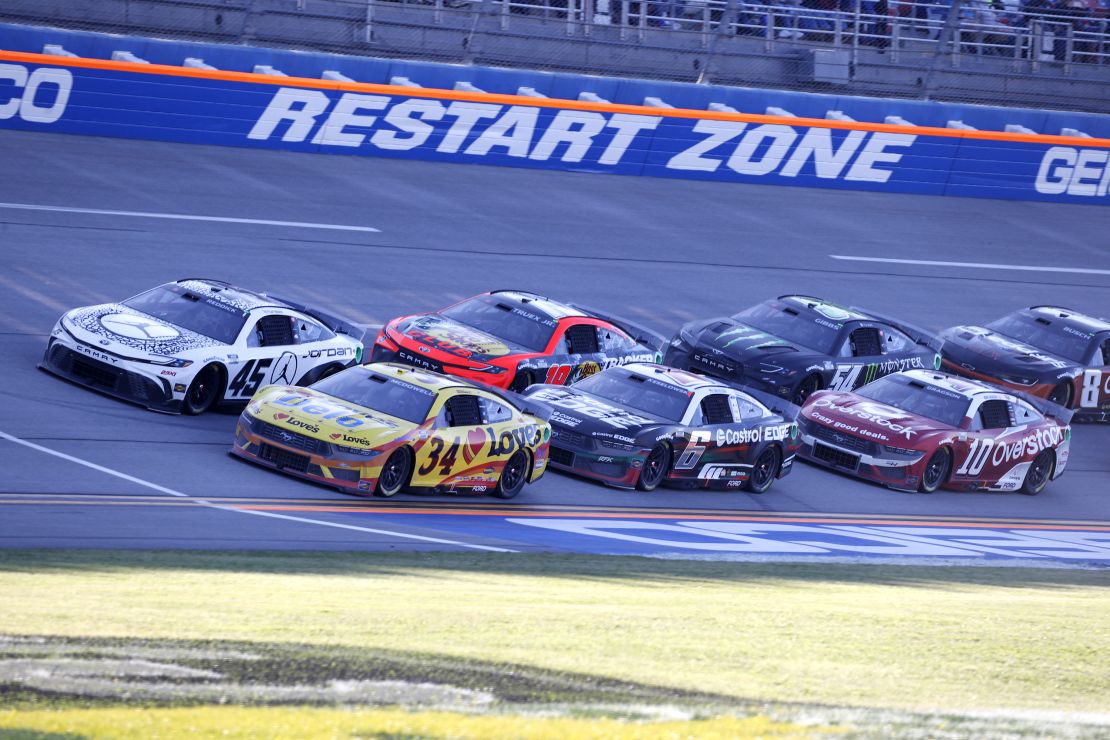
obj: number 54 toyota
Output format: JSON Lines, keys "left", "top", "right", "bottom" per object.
{"left": 798, "top": 369, "right": 1072, "bottom": 494}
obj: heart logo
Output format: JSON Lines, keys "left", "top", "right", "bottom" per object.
{"left": 330, "top": 433, "right": 342, "bottom": 440}
{"left": 273, "top": 413, "right": 289, "bottom": 421}
{"left": 462, "top": 427, "right": 486, "bottom": 464}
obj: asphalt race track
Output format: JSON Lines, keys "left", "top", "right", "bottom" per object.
{"left": 1, "top": 129, "right": 1109, "bottom": 561}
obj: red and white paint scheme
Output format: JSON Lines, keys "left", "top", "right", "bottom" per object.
{"left": 797, "top": 369, "right": 1071, "bottom": 494}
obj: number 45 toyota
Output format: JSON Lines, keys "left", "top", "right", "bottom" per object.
{"left": 41, "top": 279, "right": 363, "bottom": 414}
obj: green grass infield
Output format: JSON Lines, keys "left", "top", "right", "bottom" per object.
{"left": 0, "top": 550, "right": 1108, "bottom": 738}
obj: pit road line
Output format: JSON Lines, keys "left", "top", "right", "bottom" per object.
{"left": 829, "top": 255, "right": 1110, "bottom": 275}
{"left": 0, "top": 202, "right": 381, "bottom": 233}
{"left": 0, "top": 430, "right": 515, "bottom": 553}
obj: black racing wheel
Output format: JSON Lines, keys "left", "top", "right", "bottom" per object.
{"left": 746, "top": 445, "right": 781, "bottom": 494}
{"left": 183, "top": 364, "right": 222, "bottom": 415}
{"left": 492, "top": 450, "right": 529, "bottom": 499}
{"left": 374, "top": 448, "right": 412, "bottom": 498}
{"left": 1021, "top": 450, "right": 1054, "bottom": 495}
{"left": 919, "top": 447, "right": 951, "bottom": 493}
{"left": 637, "top": 443, "right": 671, "bottom": 492}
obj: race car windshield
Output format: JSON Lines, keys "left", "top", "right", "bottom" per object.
{"left": 123, "top": 285, "right": 246, "bottom": 344}
{"left": 985, "top": 314, "right": 1090, "bottom": 363}
{"left": 572, "top": 372, "right": 688, "bottom": 422}
{"left": 311, "top": 371, "right": 435, "bottom": 424}
{"left": 441, "top": 296, "right": 556, "bottom": 352}
{"left": 731, "top": 303, "right": 839, "bottom": 354}
{"left": 855, "top": 375, "right": 970, "bottom": 427}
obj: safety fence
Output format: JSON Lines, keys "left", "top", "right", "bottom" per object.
{"left": 0, "top": 49, "right": 1107, "bottom": 206}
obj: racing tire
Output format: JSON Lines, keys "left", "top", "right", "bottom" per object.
{"left": 373, "top": 448, "right": 412, "bottom": 498}
{"left": 792, "top": 375, "right": 822, "bottom": 406}
{"left": 492, "top": 450, "right": 529, "bottom": 499}
{"left": 182, "top": 364, "right": 223, "bottom": 415}
{"left": 636, "top": 443, "right": 671, "bottom": 492}
{"left": 746, "top": 445, "right": 781, "bottom": 494}
{"left": 509, "top": 370, "right": 534, "bottom": 393}
{"left": 918, "top": 447, "right": 951, "bottom": 493}
{"left": 1021, "top": 450, "right": 1054, "bottom": 496}
{"left": 1048, "top": 382, "right": 1072, "bottom": 408}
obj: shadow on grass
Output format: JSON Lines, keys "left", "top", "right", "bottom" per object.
{"left": 0, "top": 549, "right": 1107, "bottom": 590}
{"left": 0, "top": 634, "right": 742, "bottom": 710}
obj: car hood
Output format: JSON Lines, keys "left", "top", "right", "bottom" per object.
{"left": 396, "top": 314, "right": 522, "bottom": 363}
{"left": 688, "top": 318, "right": 813, "bottom": 362}
{"left": 63, "top": 303, "right": 225, "bottom": 358}
{"left": 802, "top": 391, "right": 947, "bottom": 445}
{"left": 248, "top": 386, "right": 415, "bottom": 447}
{"left": 523, "top": 385, "right": 666, "bottom": 438}
{"left": 941, "top": 326, "right": 1081, "bottom": 380}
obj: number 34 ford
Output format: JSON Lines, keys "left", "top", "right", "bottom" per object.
{"left": 232, "top": 363, "right": 551, "bottom": 498}
{"left": 40, "top": 279, "right": 363, "bottom": 414}
{"left": 797, "top": 370, "right": 1072, "bottom": 494}
{"left": 523, "top": 363, "right": 800, "bottom": 493}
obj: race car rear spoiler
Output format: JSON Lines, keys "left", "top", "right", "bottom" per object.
{"left": 566, "top": 302, "right": 668, "bottom": 353}
{"left": 850, "top": 305, "right": 943, "bottom": 352}
{"left": 1014, "top": 390, "right": 1076, "bottom": 425}
{"left": 264, "top": 293, "right": 364, "bottom": 339}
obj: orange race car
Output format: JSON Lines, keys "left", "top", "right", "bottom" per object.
{"left": 370, "top": 290, "right": 664, "bottom": 392}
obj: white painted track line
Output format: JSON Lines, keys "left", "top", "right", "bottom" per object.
{"left": 830, "top": 255, "right": 1110, "bottom": 276}
{"left": 0, "top": 430, "right": 515, "bottom": 552}
{"left": 0, "top": 202, "right": 381, "bottom": 233}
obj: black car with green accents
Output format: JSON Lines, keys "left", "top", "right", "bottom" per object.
{"left": 664, "top": 295, "right": 942, "bottom": 405}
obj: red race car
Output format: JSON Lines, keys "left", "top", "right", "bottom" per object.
{"left": 797, "top": 369, "right": 1072, "bottom": 494}
{"left": 370, "top": 290, "right": 664, "bottom": 391}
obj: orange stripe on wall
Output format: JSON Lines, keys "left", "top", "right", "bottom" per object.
{"left": 2, "top": 48, "right": 1108, "bottom": 148}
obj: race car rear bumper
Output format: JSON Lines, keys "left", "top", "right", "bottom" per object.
{"left": 39, "top": 338, "right": 181, "bottom": 413}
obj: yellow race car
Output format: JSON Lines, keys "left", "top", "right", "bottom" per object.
{"left": 231, "top": 363, "right": 551, "bottom": 498}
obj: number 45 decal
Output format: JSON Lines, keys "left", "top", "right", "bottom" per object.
{"left": 228, "top": 359, "right": 273, "bottom": 397}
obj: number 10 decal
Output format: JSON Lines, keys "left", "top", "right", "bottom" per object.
{"left": 956, "top": 438, "right": 993, "bottom": 476}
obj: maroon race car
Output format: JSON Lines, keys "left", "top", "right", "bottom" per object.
{"left": 797, "top": 369, "right": 1072, "bottom": 494}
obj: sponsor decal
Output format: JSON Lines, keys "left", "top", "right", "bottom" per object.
{"left": 301, "top": 346, "right": 357, "bottom": 359}
{"left": 1035, "top": 147, "right": 1110, "bottom": 197}
{"left": 74, "top": 344, "right": 118, "bottom": 365}
{"left": 273, "top": 394, "right": 396, "bottom": 429}
{"left": 810, "top": 397, "right": 919, "bottom": 439}
{"left": 270, "top": 351, "right": 298, "bottom": 386}
{"left": 0, "top": 64, "right": 71, "bottom": 124}
{"left": 99, "top": 313, "right": 180, "bottom": 340}
{"left": 160, "top": 370, "right": 176, "bottom": 377}
{"left": 715, "top": 424, "right": 792, "bottom": 446}
{"left": 330, "top": 432, "right": 373, "bottom": 446}
{"left": 828, "top": 356, "right": 926, "bottom": 391}
{"left": 487, "top": 424, "right": 541, "bottom": 456}
{"left": 527, "top": 388, "right": 653, "bottom": 430}
{"left": 549, "top": 411, "right": 582, "bottom": 427}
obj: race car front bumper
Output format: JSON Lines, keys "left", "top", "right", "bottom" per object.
{"left": 230, "top": 412, "right": 381, "bottom": 494}
{"left": 39, "top": 337, "right": 181, "bottom": 413}
{"left": 796, "top": 417, "right": 925, "bottom": 492}
{"left": 545, "top": 425, "right": 646, "bottom": 489}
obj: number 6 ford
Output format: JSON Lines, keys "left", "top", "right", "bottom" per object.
{"left": 797, "top": 370, "right": 1072, "bottom": 494}
{"left": 41, "top": 279, "right": 364, "bottom": 414}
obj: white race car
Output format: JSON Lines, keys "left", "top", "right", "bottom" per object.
{"left": 41, "top": 279, "right": 364, "bottom": 414}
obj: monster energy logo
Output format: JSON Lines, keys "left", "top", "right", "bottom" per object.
{"left": 829, "top": 357, "right": 926, "bottom": 391}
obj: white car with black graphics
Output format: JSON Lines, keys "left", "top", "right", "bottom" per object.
{"left": 41, "top": 279, "right": 364, "bottom": 414}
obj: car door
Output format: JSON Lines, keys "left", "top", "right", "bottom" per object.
{"left": 539, "top": 321, "right": 608, "bottom": 386}
{"left": 224, "top": 313, "right": 299, "bottom": 402}
{"left": 950, "top": 398, "right": 1012, "bottom": 483}
{"left": 410, "top": 391, "right": 516, "bottom": 489}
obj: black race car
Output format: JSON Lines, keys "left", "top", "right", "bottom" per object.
{"left": 940, "top": 306, "right": 1110, "bottom": 421}
{"left": 664, "top": 295, "right": 941, "bottom": 406}
{"left": 522, "top": 363, "right": 800, "bottom": 493}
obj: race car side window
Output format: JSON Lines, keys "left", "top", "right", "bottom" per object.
{"left": 444, "top": 395, "right": 483, "bottom": 427}
{"left": 248, "top": 315, "right": 296, "bottom": 348}
{"left": 700, "top": 394, "right": 734, "bottom": 425}
{"left": 729, "top": 394, "right": 764, "bottom": 421}
{"left": 478, "top": 396, "right": 514, "bottom": 424}
{"left": 292, "top": 316, "right": 333, "bottom": 344}
{"left": 1013, "top": 400, "right": 1041, "bottom": 425}
{"left": 977, "top": 399, "right": 1012, "bottom": 430}
{"left": 564, "top": 324, "right": 600, "bottom": 355}
{"left": 597, "top": 325, "right": 636, "bottom": 352}
{"left": 881, "top": 327, "right": 914, "bottom": 353}
{"left": 1100, "top": 338, "right": 1110, "bottom": 366}
{"left": 847, "top": 327, "right": 883, "bottom": 358}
